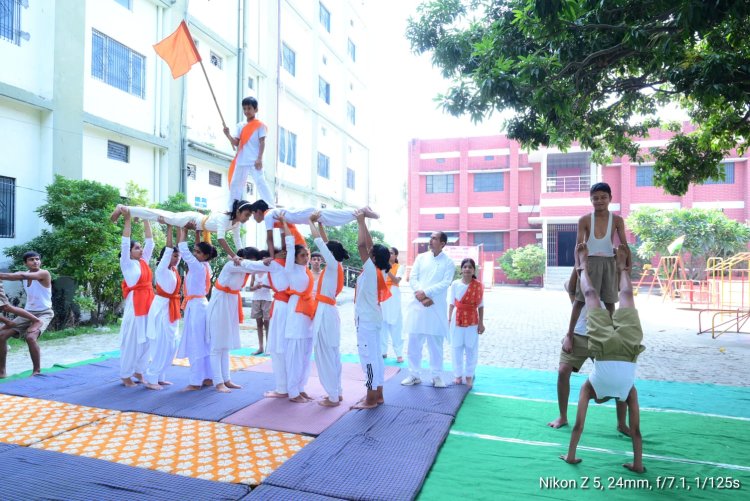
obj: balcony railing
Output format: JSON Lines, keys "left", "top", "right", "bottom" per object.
{"left": 546, "top": 175, "right": 591, "bottom": 193}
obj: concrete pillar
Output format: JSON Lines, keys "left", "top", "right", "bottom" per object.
{"left": 458, "top": 138, "right": 469, "bottom": 246}
{"left": 509, "top": 141, "right": 519, "bottom": 248}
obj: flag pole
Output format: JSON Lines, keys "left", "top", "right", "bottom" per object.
{"left": 196, "top": 59, "right": 235, "bottom": 151}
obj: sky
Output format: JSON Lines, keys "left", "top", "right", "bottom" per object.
{"left": 364, "top": 1, "right": 503, "bottom": 253}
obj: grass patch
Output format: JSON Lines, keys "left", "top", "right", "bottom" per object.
{"left": 7, "top": 322, "right": 120, "bottom": 347}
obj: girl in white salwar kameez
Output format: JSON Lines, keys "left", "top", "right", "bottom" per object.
{"left": 110, "top": 200, "right": 253, "bottom": 263}
{"left": 380, "top": 247, "right": 405, "bottom": 362}
{"left": 261, "top": 247, "right": 291, "bottom": 399}
{"left": 278, "top": 217, "right": 316, "bottom": 403}
{"left": 176, "top": 227, "right": 218, "bottom": 391}
{"left": 118, "top": 213, "right": 154, "bottom": 387}
{"left": 447, "top": 259, "right": 485, "bottom": 390}
{"left": 206, "top": 246, "right": 263, "bottom": 392}
{"left": 308, "top": 213, "right": 348, "bottom": 407}
{"left": 144, "top": 226, "right": 181, "bottom": 391}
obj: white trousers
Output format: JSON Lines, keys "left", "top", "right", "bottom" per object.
{"left": 285, "top": 337, "right": 313, "bottom": 398}
{"left": 380, "top": 319, "right": 404, "bottom": 357}
{"left": 210, "top": 348, "right": 231, "bottom": 383}
{"left": 270, "top": 352, "right": 288, "bottom": 394}
{"left": 452, "top": 344, "right": 478, "bottom": 378}
{"left": 127, "top": 207, "right": 199, "bottom": 227}
{"left": 230, "top": 165, "right": 275, "bottom": 209}
{"left": 119, "top": 317, "right": 149, "bottom": 379}
{"left": 144, "top": 330, "right": 177, "bottom": 385}
{"left": 314, "top": 336, "right": 342, "bottom": 400}
{"left": 407, "top": 333, "right": 444, "bottom": 378}
{"left": 188, "top": 355, "right": 211, "bottom": 386}
{"left": 318, "top": 209, "right": 357, "bottom": 227}
{"left": 357, "top": 321, "right": 384, "bottom": 390}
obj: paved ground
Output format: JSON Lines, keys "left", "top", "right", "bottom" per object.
{"left": 5, "top": 285, "right": 750, "bottom": 386}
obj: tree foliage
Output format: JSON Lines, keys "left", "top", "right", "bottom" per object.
{"left": 627, "top": 207, "right": 750, "bottom": 278}
{"left": 406, "top": 0, "right": 750, "bottom": 194}
{"left": 499, "top": 244, "right": 546, "bottom": 285}
{"left": 304, "top": 222, "right": 387, "bottom": 270}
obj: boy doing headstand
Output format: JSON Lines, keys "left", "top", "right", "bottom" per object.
{"left": 560, "top": 243, "right": 646, "bottom": 473}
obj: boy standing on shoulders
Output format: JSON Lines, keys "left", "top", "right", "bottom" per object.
{"left": 223, "top": 96, "right": 273, "bottom": 207}
{"left": 0, "top": 252, "right": 53, "bottom": 377}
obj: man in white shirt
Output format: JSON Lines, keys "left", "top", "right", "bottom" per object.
{"left": 401, "top": 231, "right": 455, "bottom": 388}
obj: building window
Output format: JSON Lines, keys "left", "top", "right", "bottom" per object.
{"left": 0, "top": 0, "right": 22, "bottom": 45}
{"left": 435, "top": 158, "right": 445, "bottom": 164}
{"left": 704, "top": 163, "right": 735, "bottom": 185}
{"left": 107, "top": 140, "right": 129, "bottom": 163}
{"left": 346, "top": 102, "right": 356, "bottom": 125}
{"left": 473, "top": 172, "right": 504, "bottom": 192}
{"left": 246, "top": 182, "right": 254, "bottom": 196}
{"left": 484, "top": 155, "right": 494, "bottom": 161}
{"left": 346, "top": 168, "right": 355, "bottom": 189}
{"left": 247, "top": 76, "right": 255, "bottom": 89}
{"left": 186, "top": 164, "right": 197, "bottom": 180}
{"left": 347, "top": 38, "right": 356, "bottom": 61}
{"left": 208, "top": 170, "right": 222, "bottom": 187}
{"left": 209, "top": 51, "right": 223, "bottom": 69}
{"left": 113, "top": 0, "right": 132, "bottom": 8}
{"left": 426, "top": 174, "right": 454, "bottom": 194}
{"left": 635, "top": 165, "right": 654, "bottom": 187}
{"left": 322, "top": 55, "right": 327, "bottom": 65}
{"left": 279, "top": 127, "right": 297, "bottom": 167}
{"left": 0, "top": 176, "right": 15, "bottom": 238}
{"left": 319, "top": 3, "right": 331, "bottom": 32}
{"left": 474, "top": 232, "right": 504, "bottom": 252}
{"left": 483, "top": 213, "right": 493, "bottom": 218}
{"left": 435, "top": 213, "right": 445, "bottom": 220}
{"left": 319, "top": 78, "right": 330, "bottom": 104}
{"left": 92, "top": 30, "right": 146, "bottom": 98}
{"left": 317, "top": 153, "right": 330, "bottom": 179}
{"left": 281, "top": 43, "right": 296, "bottom": 76}
{"left": 194, "top": 196, "right": 207, "bottom": 209}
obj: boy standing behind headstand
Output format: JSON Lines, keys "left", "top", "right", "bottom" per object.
{"left": 223, "top": 96, "right": 273, "bottom": 208}
{"left": 561, "top": 243, "right": 646, "bottom": 473}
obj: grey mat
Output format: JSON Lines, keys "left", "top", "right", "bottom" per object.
{"left": 0, "top": 442, "right": 17, "bottom": 454}
{"left": 0, "top": 358, "right": 275, "bottom": 422}
{"left": 382, "top": 370, "right": 470, "bottom": 417}
{"left": 0, "top": 446, "right": 250, "bottom": 501}
{"left": 264, "top": 405, "right": 453, "bottom": 501}
{"left": 245, "top": 485, "right": 346, "bottom": 500}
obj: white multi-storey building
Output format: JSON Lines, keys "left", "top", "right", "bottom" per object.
{"left": 0, "top": 0, "right": 370, "bottom": 265}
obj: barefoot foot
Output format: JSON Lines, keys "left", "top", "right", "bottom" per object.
{"left": 158, "top": 380, "right": 173, "bottom": 386}
{"left": 617, "top": 424, "right": 632, "bottom": 437}
{"left": 216, "top": 383, "right": 231, "bottom": 393}
{"left": 396, "top": 356, "right": 404, "bottom": 363}
{"left": 559, "top": 454, "right": 582, "bottom": 465}
{"left": 299, "top": 391, "right": 314, "bottom": 401}
{"left": 466, "top": 376, "right": 474, "bottom": 389}
{"left": 251, "top": 348, "right": 264, "bottom": 356}
{"left": 289, "top": 395, "right": 307, "bottom": 403}
{"left": 319, "top": 398, "right": 340, "bottom": 407}
{"left": 454, "top": 377, "right": 462, "bottom": 385}
{"left": 264, "top": 390, "right": 288, "bottom": 398}
{"left": 202, "top": 378, "right": 214, "bottom": 387}
{"left": 145, "top": 383, "right": 163, "bottom": 391}
{"left": 361, "top": 206, "right": 380, "bottom": 219}
{"left": 225, "top": 381, "right": 242, "bottom": 389}
{"left": 616, "top": 244, "right": 630, "bottom": 272}
{"left": 575, "top": 243, "right": 588, "bottom": 271}
{"left": 109, "top": 204, "right": 124, "bottom": 223}
{"left": 547, "top": 417, "right": 569, "bottom": 429}
{"left": 121, "top": 378, "right": 137, "bottom": 387}
{"left": 182, "top": 384, "right": 202, "bottom": 391}
{"left": 351, "top": 399, "right": 378, "bottom": 409}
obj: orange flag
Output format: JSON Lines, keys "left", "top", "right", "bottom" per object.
{"left": 153, "top": 21, "right": 201, "bottom": 79}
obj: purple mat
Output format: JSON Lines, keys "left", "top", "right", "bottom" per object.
{"left": 244, "top": 361, "right": 400, "bottom": 382}
{"left": 221, "top": 374, "right": 366, "bottom": 435}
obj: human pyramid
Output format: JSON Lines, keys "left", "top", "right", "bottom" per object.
{"left": 0, "top": 97, "right": 648, "bottom": 472}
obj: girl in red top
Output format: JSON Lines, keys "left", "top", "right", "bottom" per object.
{"left": 448, "top": 258, "right": 485, "bottom": 389}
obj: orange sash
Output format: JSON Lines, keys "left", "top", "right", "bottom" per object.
{"left": 315, "top": 263, "right": 344, "bottom": 307}
{"left": 271, "top": 218, "right": 306, "bottom": 247}
{"left": 121, "top": 259, "right": 154, "bottom": 317}
{"left": 454, "top": 279, "right": 483, "bottom": 327}
{"left": 181, "top": 263, "right": 211, "bottom": 310}
{"left": 155, "top": 267, "right": 182, "bottom": 323}
{"left": 354, "top": 264, "right": 392, "bottom": 305}
{"left": 268, "top": 258, "right": 290, "bottom": 318}
{"left": 291, "top": 268, "right": 316, "bottom": 319}
{"left": 385, "top": 263, "right": 399, "bottom": 288}
{"left": 214, "top": 273, "right": 250, "bottom": 323}
{"left": 228, "top": 119, "right": 264, "bottom": 185}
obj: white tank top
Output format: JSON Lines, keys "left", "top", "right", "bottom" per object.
{"left": 586, "top": 212, "right": 614, "bottom": 257}
{"left": 23, "top": 279, "right": 52, "bottom": 311}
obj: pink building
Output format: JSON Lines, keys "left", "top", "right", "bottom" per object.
{"left": 407, "top": 124, "right": 750, "bottom": 285}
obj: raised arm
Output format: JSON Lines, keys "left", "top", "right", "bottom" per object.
{"left": 233, "top": 224, "right": 244, "bottom": 250}
{"left": 318, "top": 223, "right": 329, "bottom": 243}
{"left": 177, "top": 227, "right": 199, "bottom": 269}
{"left": 355, "top": 210, "right": 370, "bottom": 264}
{"left": 223, "top": 125, "right": 240, "bottom": 148}
{"left": 165, "top": 224, "right": 173, "bottom": 249}
{"left": 120, "top": 211, "right": 132, "bottom": 271}
{"left": 142, "top": 220, "right": 154, "bottom": 262}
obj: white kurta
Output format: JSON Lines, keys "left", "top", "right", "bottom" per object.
{"left": 145, "top": 248, "right": 180, "bottom": 384}
{"left": 206, "top": 261, "right": 253, "bottom": 351}
{"left": 119, "top": 237, "right": 154, "bottom": 379}
{"left": 176, "top": 241, "right": 211, "bottom": 360}
{"left": 404, "top": 251, "right": 455, "bottom": 338}
{"left": 283, "top": 236, "right": 314, "bottom": 397}
{"left": 128, "top": 207, "right": 243, "bottom": 247}
{"left": 380, "top": 264, "right": 405, "bottom": 356}
{"left": 263, "top": 256, "right": 290, "bottom": 394}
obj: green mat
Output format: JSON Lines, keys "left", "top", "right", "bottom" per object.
{"left": 0, "top": 356, "right": 113, "bottom": 383}
{"left": 419, "top": 394, "right": 750, "bottom": 500}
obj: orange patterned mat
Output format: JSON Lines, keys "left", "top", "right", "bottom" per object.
{"left": 32, "top": 412, "right": 313, "bottom": 485}
{"left": 173, "top": 355, "right": 267, "bottom": 371}
{"left": 0, "top": 394, "right": 118, "bottom": 446}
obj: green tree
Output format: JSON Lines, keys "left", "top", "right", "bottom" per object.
{"left": 304, "top": 222, "right": 387, "bottom": 269}
{"left": 407, "top": 0, "right": 750, "bottom": 195}
{"left": 627, "top": 207, "right": 750, "bottom": 278}
{"left": 499, "top": 244, "right": 546, "bottom": 285}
